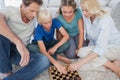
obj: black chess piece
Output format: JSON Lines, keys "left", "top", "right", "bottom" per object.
{"left": 74, "top": 76, "right": 81, "bottom": 80}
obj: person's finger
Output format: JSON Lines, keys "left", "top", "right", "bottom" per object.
{"left": 19, "top": 52, "right": 30, "bottom": 67}
{"left": 24, "top": 53, "right": 29, "bottom": 66}
{"left": 19, "top": 55, "right": 25, "bottom": 67}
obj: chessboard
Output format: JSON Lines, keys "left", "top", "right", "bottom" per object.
{"left": 48, "top": 65, "right": 81, "bottom": 80}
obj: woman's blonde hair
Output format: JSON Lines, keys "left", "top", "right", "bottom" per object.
{"left": 80, "top": 0, "right": 107, "bottom": 17}
{"left": 37, "top": 8, "right": 52, "bottom": 24}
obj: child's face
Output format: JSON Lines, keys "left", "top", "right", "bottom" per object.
{"left": 61, "top": 6, "right": 74, "bottom": 21}
{"left": 41, "top": 18, "right": 52, "bottom": 31}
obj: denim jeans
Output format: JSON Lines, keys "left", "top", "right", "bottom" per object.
{"left": 64, "top": 35, "right": 87, "bottom": 59}
{"left": 0, "top": 35, "right": 50, "bottom": 80}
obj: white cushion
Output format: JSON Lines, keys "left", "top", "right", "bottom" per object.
{"left": 48, "top": 0, "right": 61, "bottom": 7}
{"left": 75, "top": 0, "right": 81, "bottom": 7}
{"left": 48, "top": 7, "right": 59, "bottom": 18}
{"left": 42, "top": 0, "right": 48, "bottom": 8}
{"left": 99, "top": 0, "right": 110, "bottom": 7}
{"left": 108, "top": 0, "right": 120, "bottom": 10}
{"left": 104, "top": 7, "right": 112, "bottom": 14}
{"left": 48, "top": 0, "right": 81, "bottom": 7}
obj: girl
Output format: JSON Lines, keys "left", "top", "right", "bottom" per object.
{"left": 57, "top": 0, "right": 84, "bottom": 59}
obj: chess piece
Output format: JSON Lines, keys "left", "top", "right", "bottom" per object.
{"left": 74, "top": 76, "right": 81, "bottom": 80}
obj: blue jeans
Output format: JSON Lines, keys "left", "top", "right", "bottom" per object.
{"left": 0, "top": 35, "right": 50, "bottom": 80}
{"left": 65, "top": 34, "right": 87, "bottom": 59}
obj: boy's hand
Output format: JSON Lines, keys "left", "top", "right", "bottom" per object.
{"left": 55, "top": 63, "right": 67, "bottom": 74}
{"left": 48, "top": 46, "right": 57, "bottom": 55}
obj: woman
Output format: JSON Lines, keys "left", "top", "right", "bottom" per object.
{"left": 68, "top": 0, "right": 120, "bottom": 78}
{"left": 57, "top": 0, "right": 84, "bottom": 59}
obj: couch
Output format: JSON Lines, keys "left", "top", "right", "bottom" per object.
{"left": 41, "top": 0, "right": 120, "bottom": 17}
{"left": 41, "top": 0, "right": 120, "bottom": 30}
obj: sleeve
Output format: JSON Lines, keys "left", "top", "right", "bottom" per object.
{"left": 0, "top": 7, "right": 13, "bottom": 20}
{"left": 93, "top": 15, "right": 112, "bottom": 57}
{"left": 34, "top": 24, "right": 43, "bottom": 41}
{"left": 76, "top": 8, "right": 83, "bottom": 20}
{"left": 53, "top": 18, "right": 62, "bottom": 29}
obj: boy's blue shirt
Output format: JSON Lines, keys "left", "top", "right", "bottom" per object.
{"left": 33, "top": 18, "right": 62, "bottom": 43}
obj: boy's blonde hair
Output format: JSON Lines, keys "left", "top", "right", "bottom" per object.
{"left": 80, "top": 0, "right": 107, "bottom": 17}
{"left": 37, "top": 8, "right": 52, "bottom": 24}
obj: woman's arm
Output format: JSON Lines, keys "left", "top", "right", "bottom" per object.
{"left": 68, "top": 52, "right": 98, "bottom": 71}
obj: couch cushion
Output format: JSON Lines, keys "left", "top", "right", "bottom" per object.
{"left": 42, "top": 0, "right": 48, "bottom": 8}
{"left": 48, "top": 7, "right": 59, "bottom": 18}
{"left": 104, "top": 7, "right": 112, "bottom": 14}
{"left": 48, "top": 0, "right": 61, "bottom": 7}
{"left": 99, "top": 0, "right": 110, "bottom": 7}
{"left": 108, "top": 0, "right": 120, "bottom": 10}
{"left": 48, "top": 0, "right": 81, "bottom": 7}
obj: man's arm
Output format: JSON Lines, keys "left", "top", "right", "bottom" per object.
{"left": 0, "top": 13, "right": 20, "bottom": 44}
{"left": 0, "top": 13, "right": 30, "bottom": 67}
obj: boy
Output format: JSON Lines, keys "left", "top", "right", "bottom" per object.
{"left": 28, "top": 9, "right": 71, "bottom": 74}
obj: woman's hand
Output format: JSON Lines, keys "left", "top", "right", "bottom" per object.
{"left": 68, "top": 62, "right": 80, "bottom": 71}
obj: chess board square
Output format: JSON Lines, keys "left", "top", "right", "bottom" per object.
{"left": 48, "top": 66, "right": 81, "bottom": 80}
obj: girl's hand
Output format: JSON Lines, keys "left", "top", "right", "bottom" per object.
{"left": 75, "top": 49, "right": 79, "bottom": 56}
{"left": 75, "top": 49, "right": 80, "bottom": 58}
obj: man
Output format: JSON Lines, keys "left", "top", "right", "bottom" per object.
{"left": 0, "top": 0, "right": 50, "bottom": 80}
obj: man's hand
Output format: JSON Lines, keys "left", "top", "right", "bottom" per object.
{"left": 0, "top": 13, "right": 30, "bottom": 67}
{"left": 16, "top": 41, "right": 30, "bottom": 67}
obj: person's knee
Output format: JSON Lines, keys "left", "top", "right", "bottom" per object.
{"left": 65, "top": 53, "right": 76, "bottom": 59}
{"left": 36, "top": 54, "right": 50, "bottom": 69}
{"left": 78, "top": 46, "right": 94, "bottom": 58}
{"left": 63, "top": 42, "right": 69, "bottom": 49}
{"left": 30, "top": 53, "right": 50, "bottom": 75}
{"left": 30, "top": 53, "right": 50, "bottom": 68}
{"left": 40, "top": 55, "right": 50, "bottom": 68}
{"left": 77, "top": 48, "right": 86, "bottom": 57}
